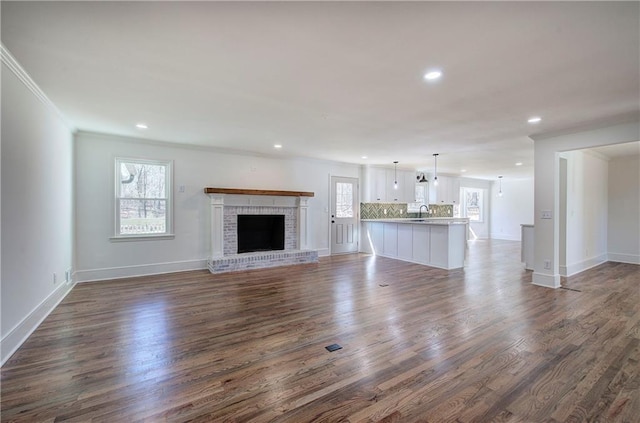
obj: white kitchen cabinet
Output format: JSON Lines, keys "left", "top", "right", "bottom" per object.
{"left": 429, "top": 225, "right": 449, "bottom": 268}
{"left": 397, "top": 224, "right": 413, "bottom": 260}
{"left": 412, "top": 224, "right": 430, "bottom": 264}
{"left": 404, "top": 172, "right": 418, "bottom": 203}
{"left": 385, "top": 169, "right": 400, "bottom": 202}
{"left": 363, "top": 166, "right": 417, "bottom": 203}
{"left": 430, "top": 175, "right": 460, "bottom": 205}
{"left": 360, "top": 220, "right": 467, "bottom": 270}
{"left": 370, "top": 222, "right": 384, "bottom": 254}
{"left": 383, "top": 223, "right": 398, "bottom": 256}
{"left": 371, "top": 168, "right": 387, "bottom": 202}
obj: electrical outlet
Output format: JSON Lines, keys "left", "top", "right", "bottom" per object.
{"left": 544, "top": 260, "right": 551, "bottom": 270}
{"left": 178, "top": 185, "right": 185, "bottom": 193}
{"left": 65, "top": 268, "right": 72, "bottom": 284}
{"left": 53, "top": 273, "right": 57, "bottom": 284}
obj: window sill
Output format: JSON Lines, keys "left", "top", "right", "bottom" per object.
{"left": 110, "top": 234, "right": 175, "bottom": 242}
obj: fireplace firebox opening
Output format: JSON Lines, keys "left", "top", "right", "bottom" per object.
{"left": 237, "top": 214, "right": 285, "bottom": 254}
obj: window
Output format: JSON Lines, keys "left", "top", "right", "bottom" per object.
{"left": 407, "top": 184, "right": 427, "bottom": 212}
{"left": 463, "top": 188, "right": 483, "bottom": 222}
{"left": 115, "top": 158, "right": 173, "bottom": 238}
{"left": 335, "top": 182, "right": 354, "bottom": 218}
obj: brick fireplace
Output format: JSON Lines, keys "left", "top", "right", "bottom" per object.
{"left": 204, "top": 188, "right": 318, "bottom": 274}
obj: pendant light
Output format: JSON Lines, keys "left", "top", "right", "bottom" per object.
{"left": 433, "top": 154, "right": 439, "bottom": 186}
{"left": 498, "top": 175, "right": 503, "bottom": 197}
{"left": 393, "top": 161, "right": 399, "bottom": 190}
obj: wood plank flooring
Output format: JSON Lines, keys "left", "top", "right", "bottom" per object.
{"left": 1, "top": 240, "right": 639, "bottom": 422}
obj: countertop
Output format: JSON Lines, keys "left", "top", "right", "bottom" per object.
{"left": 361, "top": 218, "right": 469, "bottom": 226}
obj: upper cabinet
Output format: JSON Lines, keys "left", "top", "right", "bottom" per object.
{"left": 429, "top": 175, "right": 460, "bottom": 204}
{"left": 362, "top": 166, "right": 417, "bottom": 203}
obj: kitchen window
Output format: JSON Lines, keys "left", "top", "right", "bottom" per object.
{"left": 113, "top": 158, "right": 173, "bottom": 240}
{"left": 462, "top": 187, "right": 483, "bottom": 222}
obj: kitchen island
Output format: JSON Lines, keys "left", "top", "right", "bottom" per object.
{"left": 360, "top": 218, "right": 468, "bottom": 270}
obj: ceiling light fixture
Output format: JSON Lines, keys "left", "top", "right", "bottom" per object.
{"left": 135, "top": 123, "right": 148, "bottom": 129}
{"left": 527, "top": 116, "right": 542, "bottom": 124}
{"left": 498, "top": 176, "right": 503, "bottom": 197}
{"left": 460, "top": 169, "right": 467, "bottom": 173}
{"left": 274, "top": 144, "right": 282, "bottom": 149}
{"left": 515, "top": 162, "right": 523, "bottom": 166}
{"left": 361, "top": 156, "right": 368, "bottom": 159}
{"left": 416, "top": 172, "right": 428, "bottom": 183}
{"left": 433, "top": 154, "right": 439, "bottom": 186}
{"left": 393, "top": 161, "right": 399, "bottom": 190}
{"left": 424, "top": 70, "right": 442, "bottom": 81}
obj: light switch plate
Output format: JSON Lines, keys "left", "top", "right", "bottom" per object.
{"left": 541, "top": 210, "right": 552, "bottom": 219}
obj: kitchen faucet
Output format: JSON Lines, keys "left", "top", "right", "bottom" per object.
{"left": 419, "top": 204, "right": 429, "bottom": 218}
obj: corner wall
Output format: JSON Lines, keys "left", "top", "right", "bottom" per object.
{"left": 562, "top": 150, "right": 609, "bottom": 276}
{"left": 74, "top": 132, "right": 360, "bottom": 282}
{"left": 490, "top": 178, "right": 534, "bottom": 241}
{"left": 531, "top": 121, "right": 640, "bottom": 288}
{"left": 608, "top": 155, "right": 640, "bottom": 263}
{"left": 1, "top": 54, "right": 75, "bottom": 365}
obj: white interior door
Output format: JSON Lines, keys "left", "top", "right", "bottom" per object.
{"left": 330, "top": 176, "right": 359, "bottom": 254}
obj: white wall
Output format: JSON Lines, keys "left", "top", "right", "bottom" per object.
{"left": 458, "top": 177, "right": 492, "bottom": 239}
{"left": 562, "top": 150, "right": 609, "bottom": 276}
{"left": 608, "top": 155, "right": 640, "bottom": 263}
{"left": 1, "top": 58, "right": 74, "bottom": 365}
{"left": 74, "top": 132, "right": 360, "bottom": 281}
{"left": 490, "top": 178, "right": 534, "bottom": 241}
{"left": 531, "top": 121, "right": 640, "bottom": 288}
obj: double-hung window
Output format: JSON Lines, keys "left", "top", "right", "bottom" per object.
{"left": 114, "top": 158, "right": 173, "bottom": 239}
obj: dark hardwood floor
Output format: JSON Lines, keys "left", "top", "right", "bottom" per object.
{"left": 1, "top": 240, "right": 638, "bottom": 422}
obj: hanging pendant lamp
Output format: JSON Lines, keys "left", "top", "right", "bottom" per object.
{"left": 393, "top": 161, "right": 399, "bottom": 190}
{"left": 433, "top": 154, "right": 439, "bottom": 186}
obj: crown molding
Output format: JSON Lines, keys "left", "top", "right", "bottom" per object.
{"left": 1, "top": 44, "right": 75, "bottom": 131}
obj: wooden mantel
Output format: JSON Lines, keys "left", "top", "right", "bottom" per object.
{"left": 204, "top": 188, "right": 314, "bottom": 197}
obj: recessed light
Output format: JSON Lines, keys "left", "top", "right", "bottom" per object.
{"left": 424, "top": 70, "right": 442, "bottom": 81}
{"left": 515, "top": 162, "right": 523, "bottom": 166}
{"left": 274, "top": 144, "right": 282, "bottom": 149}
{"left": 361, "top": 156, "right": 368, "bottom": 159}
{"left": 135, "top": 123, "right": 148, "bottom": 129}
{"left": 527, "top": 117, "right": 542, "bottom": 124}
{"left": 460, "top": 169, "right": 467, "bottom": 173}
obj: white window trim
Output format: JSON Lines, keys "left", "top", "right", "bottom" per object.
{"left": 462, "top": 187, "right": 484, "bottom": 223}
{"left": 112, "top": 157, "right": 175, "bottom": 240}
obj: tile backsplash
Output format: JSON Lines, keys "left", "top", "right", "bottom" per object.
{"left": 360, "top": 203, "right": 453, "bottom": 219}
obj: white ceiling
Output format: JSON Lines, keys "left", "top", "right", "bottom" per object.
{"left": 2, "top": 1, "right": 639, "bottom": 179}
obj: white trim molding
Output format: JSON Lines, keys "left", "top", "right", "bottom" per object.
{"left": 608, "top": 253, "right": 640, "bottom": 265}
{"left": 0, "top": 44, "right": 74, "bottom": 130}
{"left": 74, "top": 259, "right": 208, "bottom": 283}
{"left": 1, "top": 280, "right": 76, "bottom": 366}
{"left": 560, "top": 254, "right": 608, "bottom": 277}
{"left": 532, "top": 272, "right": 561, "bottom": 289}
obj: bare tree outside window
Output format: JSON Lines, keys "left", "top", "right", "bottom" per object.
{"left": 116, "top": 158, "right": 172, "bottom": 236}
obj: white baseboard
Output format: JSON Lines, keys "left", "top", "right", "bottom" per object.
{"left": 316, "top": 248, "right": 331, "bottom": 257}
{"left": 532, "top": 272, "right": 561, "bottom": 288}
{"left": 490, "top": 232, "right": 521, "bottom": 241}
{"left": 560, "top": 253, "right": 608, "bottom": 277}
{"left": 1, "top": 280, "right": 76, "bottom": 367}
{"left": 608, "top": 252, "right": 640, "bottom": 265}
{"left": 75, "top": 259, "right": 208, "bottom": 283}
